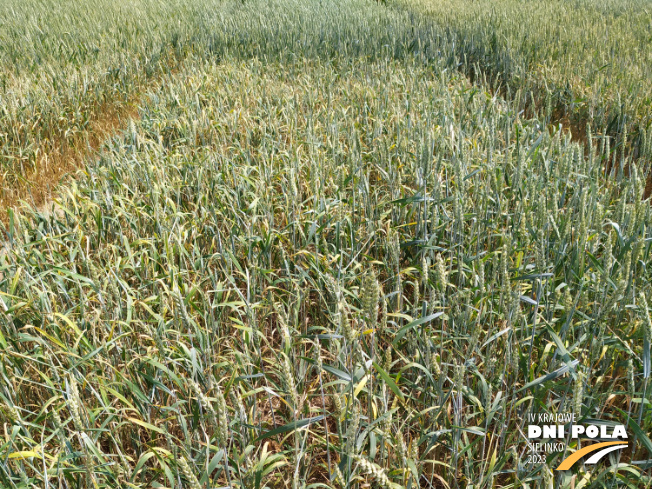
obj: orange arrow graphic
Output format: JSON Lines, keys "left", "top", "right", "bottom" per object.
{"left": 556, "top": 441, "right": 627, "bottom": 470}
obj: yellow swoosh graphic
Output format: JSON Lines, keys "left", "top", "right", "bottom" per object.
{"left": 556, "top": 441, "right": 627, "bottom": 470}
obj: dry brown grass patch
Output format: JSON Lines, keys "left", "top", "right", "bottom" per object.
{"left": 0, "top": 98, "right": 139, "bottom": 220}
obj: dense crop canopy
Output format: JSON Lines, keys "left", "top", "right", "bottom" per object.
{"left": 0, "top": 0, "right": 651, "bottom": 487}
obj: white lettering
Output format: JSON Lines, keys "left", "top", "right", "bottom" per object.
{"left": 600, "top": 425, "right": 612, "bottom": 439}
{"left": 528, "top": 425, "right": 542, "bottom": 438}
{"left": 572, "top": 425, "right": 585, "bottom": 438}
{"left": 586, "top": 425, "right": 599, "bottom": 438}
{"left": 613, "top": 425, "right": 628, "bottom": 439}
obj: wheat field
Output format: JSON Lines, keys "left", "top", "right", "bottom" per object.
{"left": 1, "top": 0, "right": 651, "bottom": 488}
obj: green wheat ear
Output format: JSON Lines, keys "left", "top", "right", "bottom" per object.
{"left": 215, "top": 385, "right": 230, "bottom": 448}
{"left": 177, "top": 457, "right": 202, "bottom": 489}
{"left": 640, "top": 292, "right": 652, "bottom": 343}
{"left": 361, "top": 268, "right": 379, "bottom": 328}
{"left": 573, "top": 369, "right": 585, "bottom": 417}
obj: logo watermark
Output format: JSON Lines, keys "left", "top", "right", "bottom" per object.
{"left": 526, "top": 413, "right": 628, "bottom": 470}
